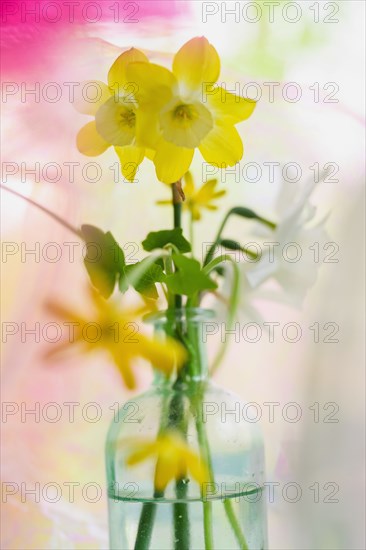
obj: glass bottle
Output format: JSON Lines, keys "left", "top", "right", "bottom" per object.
{"left": 106, "top": 308, "right": 267, "bottom": 550}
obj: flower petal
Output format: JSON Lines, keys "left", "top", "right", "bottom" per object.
{"left": 145, "top": 148, "right": 156, "bottom": 161}
{"left": 44, "top": 339, "right": 82, "bottom": 360}
{"left": 195, "top": 179, "right": 220, "bottom": 203}
{"left": 199, "top": 124, "right": 243, "bottom": 167}
{"left": 126, "top": 442, "right": 159, "bottom": 465}
{"left": 207, "top": 86, "right": 256, "bottom": 124}
{"left": 160, "top": 100, "right": 213, "bottom": 148}
{"left": 173, "top": 37, "right": 220, "bottom": 91}
{"left": 126, "top": 62, "right": 176, "bottom": 108}
{"left": 154, "top": 456, "right": 177, "bottom": 492}
{"left": 108, "top": 48, "right": 149, "bottom": 90}
{"left": 135, "top": 107, "right": 160, "bottom": 149}
{"left": 153, "top": 139, "right": 194, "bottom": 184}
{"left": 138, "top": 333, "right": 187, "bottom": 373}
{"left": 74, "top": 80, "right": 111, "bottom": 116}
{"left": 95, "top": 96, "right": 136, "bottom": 147}
{"left": 156, "top": 200, "right": 172, "bottom": 206}
{"left": 183, "top": 171, "right": 195, "bottom": 195}
{"left": 76, "top": 121, "right": 110, "bottom": 156}
{"left": 111, "top": 354, "right": 136, "bottom": 389}
{"left": 186, "top": 451, "right": 209, "bottom": 487}
{"left": 191, "top": 205, "right": 201, "bottom": 221}
{"left": 114, "top": 145, "right": 145, "bottom": 182}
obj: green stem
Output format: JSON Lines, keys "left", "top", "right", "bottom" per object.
{"left": 203, "top": 256, "right": 241, "bottom": 374}
{"left": 189, "top": 211, "right": 195, "bottom": 258}
{"left": 168, "top": 381, "right": 190, "bottom": 549}
{"left": 203, "top": 208, "right": 276, "bottom": 267}
{"left": 241, "top": 246, "right": 259, "bottom": 260}
{"left": 194, "top": 389, "right": 249, "bottom": 550}
{"left": 194, "top": 394, "right": 214, "bottom": 550}
{"left": 133, "top": 490, "right": 163, "bottom": 550}
{"left": 134, "top": 503, "right": 155, "bottom": 550}
{"left": 203, "top": 498, "right": 214, "bottom": 549}
{"left": 132, "top": 381, "right": 173, "bottom": 549}
{"left": 174, "top": 479, "right": 190, "bottom": 548}
{"left": 163, "top": 251, "right": 175, "bottom": 309}
{"left": 171, "top": 180, "right": 190, "bottom": 548}
{"left": 187, "top": 317, "right": 249, "bottom": 549}
{"left": 223, "top": 500, "right": 249, "bottom": 550}
{"left": 203, "top": 212, "right": 230, "bottom": 266}
{"left": 172, "top": 181, "right": 184, "bottom": 310}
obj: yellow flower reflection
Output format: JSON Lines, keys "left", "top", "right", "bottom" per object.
{"left": 75, "top": 48, "right": 149, "bottom": 182}
{"left": 158, "top": 171, "right": 226, "bottom": 221}
{"left": 45, "top": 290, "right": 186, "bottom": 390}
{"left": 126, "top": 37, "right": 256, "bottom": 183}
{"left": 125, "top": 430, "right": 209, "bottom": 493}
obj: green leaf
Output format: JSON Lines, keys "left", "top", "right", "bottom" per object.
{"left": 81, "top": 225, "right": 125, "bottom": 299}
{"left": 118, "top": 265, "right": 130, "bottom": 294}
{"left": 229, "top": 207, "right": 276, "bottom": 229}
{"left": 120, "top": 260, "right": 166, "bottom": 300}
{"left": 220, "top": 238, "right": 242, "bottom": 251}
{"left": 215, "top": 239, "right": 240, "bottom": 275}
{"left": 215, "top": 265, "right": 226, "bottom": 276}
{"left": 166, "top": 254, "right": 217, "bottom": 296}
{"left": 154, "top": 257, "right": 165, "bottom": 270}
{"left": 134, "top": 262, "right": 166, "bottom": 300}
{"left": 230, "top": 206, "right": 259, "bottom": 219}
{"left": 142, "top": 228, "right": 191, "bottom": 253}
{"left": 220, "top": 238, "right": 258, "bottom": 260}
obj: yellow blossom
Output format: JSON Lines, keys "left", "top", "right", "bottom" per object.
{"left": 75, "top": 48, "right": 149, "bottom": 182}
{"left": 126, "top": 37, "right": 256, "bottom": 183}
{"left": 45, "top": 289, "right": 186, "bottom": 390}
{"left": 125, "top": 430, "right": 210, "bottom": 493}
{"left": 158, "top": 171, "right": 226, "bottom": 220}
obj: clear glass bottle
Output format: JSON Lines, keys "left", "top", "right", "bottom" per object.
{"left": 106, "top": 309, "right": 267, "bottom": 550}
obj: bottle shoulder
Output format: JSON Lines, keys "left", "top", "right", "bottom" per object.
{"left": 106, "top": 382, "right": 264, "bottom": 447}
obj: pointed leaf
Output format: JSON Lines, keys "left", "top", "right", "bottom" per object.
{"left": 142, "top": 228, "right": 191, "bottom": 253}
{"left": 166, "top": 254, "right": 217, "bottom": 296}
{"left": 229, "top": 207, "right": 276, "bottom": 229}
{"left": 220, "top": 238, "right": 242, "bottom": 251}
{"left": 81, "top": 224, "right": 125, "bottom": 298}
{"left": 230, "top": 206, "right": 258, "bottom": 219}
{"left": 119, "top": 260, "right": 166, "bottom": 299}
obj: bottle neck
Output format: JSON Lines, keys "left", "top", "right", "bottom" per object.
{"left": 147, "top": 308, "right": 214, "bottom": 385}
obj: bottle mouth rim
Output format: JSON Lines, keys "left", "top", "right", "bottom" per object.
{"left": 143, "top": 307, "right": 215, "bottom": 324}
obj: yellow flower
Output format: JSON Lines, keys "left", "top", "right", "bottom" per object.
{"left": 158, "top": 171, "right": 226, "bottom": 220}
{"left": 45, "top": 289, "right": 186, "bottom": 389}
{"left": 126, "top": 37, "right": 256, "bottom": 183}
{"left": 75, "top": 48, "right": 150, "bottom": 182}
{"left": 125, "top": 431, "right": 210, "bottom": 493}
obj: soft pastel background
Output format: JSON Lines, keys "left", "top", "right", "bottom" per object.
{"left": 1, "top": 1, "right": 365, "bottom": 549}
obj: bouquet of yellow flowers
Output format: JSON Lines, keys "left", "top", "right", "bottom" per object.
{"left": 72, "top": 38, "right": 261, "bottom": 549}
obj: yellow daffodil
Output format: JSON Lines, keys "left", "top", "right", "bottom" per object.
{"left": 126, "top": 37, "right": 256, "bottom": 183}
{"left": 75, "top": 48, "right": 150, "bottom": 182}
{"left": 158, "top": 171, "right": 226, "bottom": 220}
{"left": 125, "top": 430, "right": 209, "bottom": 493}
{"left": 45, "top": 289, "right": 186, "bottom": 389}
